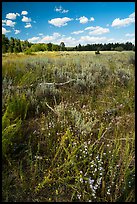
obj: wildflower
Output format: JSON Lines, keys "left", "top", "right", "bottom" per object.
{"left": 99, "top": 167, "right": 103, "bottom": 171}
{"left": 34, "top": 156, "right": 43, "bottom": 160}
{"left": 94, "top": 168, "right": 97, "bottom": 172}
{"left": 89, "top": 178, "right": 94, "bottom": 185}
{"left": 107, "top": 188, "right": 111, "bottom": 195}
{"left": 96, "top": 155, "right": 99, "bottom": 159}
{"left": 77, "top": 194, "right": 81, "bottom": 199}
{"left": 80, "top": 178, "right": 83, "bottom": 183}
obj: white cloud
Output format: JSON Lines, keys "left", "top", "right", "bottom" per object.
{"left": 85, "top": 26, "right": 110, "bottom": 35}
{"left": 28, "top": 37, "right": 40, "bottom": 43}
{"left": 28, "top": 33, "right": 61, "bottom": 44}
{"left": 90, "top": 17, "right": 95, "bottom": 22}
{"left": 125, "top": 33, "right": 135, "bottom": 37}
{"left": 57, "top": 36, "right": 76, "bottom": 47}
{"left": 62, "top": 9, "right": 69, "bottom": 13}
{"left": 21, "top": 11, "right": 28, "bottom": 15}
{"left": 48, "top": 17, "right": 73, "bottom": 27}
{"left": 55, "top": 6, "right": 62, "bottom": 12}
{"left": 78, "top": 36, "right": 107, "bottom": 44}
{"left": 22, "top": 16, "right": 31, "bottom": 23}
{"left": 28, "top": 32, "right": 135, "bottom": 47}
{"left": 25, "top": 23, "right": 32, "bottom": 28}
{"left": 16, "top": 13, "right": 20, "bottom": 17}
{"left": 55, "top": 6, "right": 69, "bottom": 13}
{"left": 85, "top": 26, "right": 94, "bottom": 31}
{"left": 129, "top": 12, "right": 135, "bottom": 18}
{"left": 14, "top": 29, "right": 21, "bottom": 34}
{"left": 111, "top": 12, "right": 135, "bottom": 28}
{"left": 6, "top": 20, "right": 16, "bottom": 27}
{"left": 77, "top": 36, "right": 129, "bottom": 45}
{"left": 36, "top": 33, "right": 112, "bottom": 47}
{"left": 88, "top": 26, "right": 110, "bottom": 35}
{"left": 2, "top": 27, "right": 11, "bottom": 34}
{"left": 2, "top": 20, "right": 7, "bottom": 26}
{"left": 71, "top": 30, "right": 84, "bottom": 35}
{"left": 78, "top": 16, "right": 89, "bottom": 24}
{"left": 39, "top": 32, "right": 61, "bottom": 43}
{"left": 77, "top": 16, "right": 94, "bottom": 24}
{"left": 6, "top": 12, "right": 20, "bottom": 20}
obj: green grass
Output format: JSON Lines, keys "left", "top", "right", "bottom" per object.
{"left": 2, "top": 51, "right": 135, "bottom": 202}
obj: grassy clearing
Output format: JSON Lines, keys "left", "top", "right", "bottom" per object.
{"left": 2, "top": 51, "right": 135, "bottom": 202}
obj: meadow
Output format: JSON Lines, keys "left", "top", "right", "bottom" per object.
{"left": 2, "top": 51, "right": 135, "bottom": 202}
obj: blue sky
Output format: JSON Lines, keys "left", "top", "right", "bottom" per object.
{"left": 2, "top": 2, "right": 135, "bottom": 47}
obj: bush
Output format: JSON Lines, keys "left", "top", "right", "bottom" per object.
{"left": 95, "top": 50, "right": 100, "bottom": 54}
{"left": 115, "top": 46, "right": 124, "bottom": 52}
{"left": 24, "top": 49, "right": 33, "bottom": 55}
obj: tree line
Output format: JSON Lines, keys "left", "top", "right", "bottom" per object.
{"left": 2, "top": 34, "right": 66, "bottom": 54}
{"left": 72, "top": 42, "right": 135, "bottom": 52}
{"left": 2, "top": 34, "right": 135, "bottom": 54}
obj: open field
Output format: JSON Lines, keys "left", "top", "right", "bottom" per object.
{"left": 2, "top": 51, "right": 135, "bottom": 202}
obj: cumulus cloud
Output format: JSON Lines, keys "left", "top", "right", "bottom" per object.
{"left": 39, "top": 32, "right": 61, "bottom": 43}
{"left": 78, "top": 36, "right": 107, "bottom": 44}
{"left": 25, "top": 23, "right": 32, "bottom": 28}
{"left": 21, "top": 11, "right": 28, "bottom": 15}
{"left": 55, "top": 6, "right": 69, "bottom": 13}
{"left": 77, "top": 16, "right": 89, "bottom": 24}
{"left": 71, "top": 30, "right": 84, "bottom": 35}
{"left": 111, "top": 12, "right": 135, "bottom": 28}
{"left": 86, "top": 26, "right": 110, "bottom": 35}
{"left": 77, "top": 16, "right": 95, "bottom": 24}
{"left": 14, "top": 29, "right": 21, "bottom": 34}
{"left": 6, "top": 12, "right": 20, "bottom": 20}
{"left": 16, "top": 13, "right": 20, "bottom": 16}
{"left": 57, "top": 36, "right": 76, "bottom": 47}
{"left": 22, "top": 16, "right": 31, "bottom": 23}
{"left": 5, "top": 20, "right": 16, "bottom": 27}
{"left": 28, "top": 37, "right": 40, "bottom": 43}
{"left": 48, "top": 17, "right": 73, "bottom": 27}
{"left": 28, "top": 32, "right": 135, "bottom": 47}
{"left": 28, "top": 33, "right": 61, "bottom": 44}
{"left": 129, "top": 12, "right": 135, "bottom": 18}
{"left": 85, "top": 26, "right": 94, "bottom": 31}
{"left": 2, "top": 20, "right": 7, "bottom": 26}
{"left": 90, "top": 17, "right": 95, "bottom": 21}
{"left": 2, "top": 27, "right": 11, "bottom": 34}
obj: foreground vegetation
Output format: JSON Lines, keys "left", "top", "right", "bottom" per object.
{"left": 2, "top": 51, "right": 135, "bottom": 202}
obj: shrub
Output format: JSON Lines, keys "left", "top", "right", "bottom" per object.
{"left": 115, "top": 46, "right": 124, "bottom": 52}
{"left": 95, "top": 50, "right": 100, "bottom": 54}
{"left": 24, "top": 49, "right": 33, "bottom": 55}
